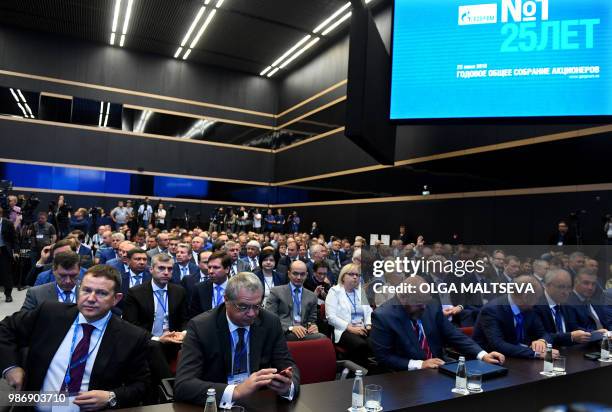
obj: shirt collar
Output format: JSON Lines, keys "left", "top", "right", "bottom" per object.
{"left": 129, "top": 269, "right": 143, "bottom": 277}
{"left": 507, "top": 295, "right": 521, "bottom": 316}
{"left": 226, "top": 314, "right": 250, "bottom": 334}
{"left": 77, "top": 311, "right": 111, "bottom": 331}
{"left": 215, "top": 279, "right": 228, "bottom": 289}
{"left": 56, "top": 283, "right": 77, "bottom": 294}
{"left": 290, "top": 283, "right": 302, "bottom": 294}
{"left": 544, "top": 290, "right": 557, "bottom": 308}
{"left": 573, "top": 290, "right": 586, "bottom": 302}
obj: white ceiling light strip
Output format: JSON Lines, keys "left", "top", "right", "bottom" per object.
{"left": 174, "top": 0, "right": 226, "bottom": 61}
{"left": 135, "top": 110, "right": 153, "bottom": 133}
{"left": 98, "top": 102, "right": 111, "bottom": 127}
{"left": 110, "top": 0, "right": 134, "bottom": 47}
{"left": 9, "top": 88, "right": 34, "bottom": 118}
{"left": 261, "top": 0, "right": 377, "bottom": 77}
{"left": 182, "top": 119, "right": 215, "bottom": 139}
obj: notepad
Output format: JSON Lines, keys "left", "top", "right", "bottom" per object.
{"left": 438, "top": 359, "right": 508, "bottom": 380}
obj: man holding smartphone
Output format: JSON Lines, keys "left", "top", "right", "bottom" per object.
{"left": 175, "top": 272, "right": 300, "bottom": 409}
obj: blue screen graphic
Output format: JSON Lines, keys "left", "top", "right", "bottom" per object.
{"left": 390, "top": 0, "right": 612, "bottom": 119}
{"left": 153, "top": 176, "right": 209, "bottom": 199}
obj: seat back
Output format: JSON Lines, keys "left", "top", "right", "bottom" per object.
{"left": 287, "top": 338, "right": 337, "bottom": 384}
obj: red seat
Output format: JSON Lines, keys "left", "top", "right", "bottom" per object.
{"left": 287, "top": 339, "right": 337, "bottom": 384}
{"left": 460, "top": 326, "right": 474, "bottom": 337}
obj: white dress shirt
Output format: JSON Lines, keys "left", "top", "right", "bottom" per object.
{"left": 38, "top": 312, "right": 111, "bottom": 412}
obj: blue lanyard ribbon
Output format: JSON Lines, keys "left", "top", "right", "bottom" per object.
{"left": 153, "top": 289, "right": 168, "bottom": 314}
{"left": 346, "top": 291, "right": 358, "bottom": 314}
{"left": 63, "top": 315, "right": 111, "bottom": 390}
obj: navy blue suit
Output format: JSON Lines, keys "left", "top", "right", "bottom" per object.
{"left": 533, "top": 295, "right": 580, "bottom": 347}
{"left": 566, "top": 291, "right": 612, "bottom": 331}
{"left": 97, "top": 248, "right": 117, "bottom": 264}
{"left": 106, "top": 258, "right": 128, "bottom": 276}
{"left": 371, "top": 298, "right": 484, "bottom": 371}
{"left": 181, "top": 272, "right": 206, "bottom": 305}
{"left": 253, "top": 269, "right": 287, "bottom": 290}
{"left": 120, "top": 270, "right": 152, "bottom": 296}
{"left": 473, "top": 296, "right": 550, "bottom": 358}
{"left": 171, "top": 262, "right": 199, "bottom": 284}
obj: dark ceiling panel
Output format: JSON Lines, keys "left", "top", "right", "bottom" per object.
{"left": 0, "top": 0, "right": 360, "bottom": 75}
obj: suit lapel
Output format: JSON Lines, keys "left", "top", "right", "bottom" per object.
{"left": 90, "top": 315, "right": 119, "bottom": 387}
{"left": 144, "top": 282, "right": 155, "bottom": 321}
{"left": 216, "top": 306, "right": 232, "bottom": 375}
{"left": 249, "top": 316, "right": 264, "bottom": 372}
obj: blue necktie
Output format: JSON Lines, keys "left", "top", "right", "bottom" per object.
{"left": 132, "top": 275, "right": 142, "bottom": 286}
{"left": 63, "top": 291, "right": 71, "bottom": 303}
{"left": 233, "top": 328, "right": 247, "bottom": 375}
{"left": 292, "top": 288, "right": 301, "bottom": 320}
{"left": 215, "top": 285, "right": 223, "bottom": 307}
{"left": 152, "top": 290, "right": 166, "bottom": 337}
{"left": 181, "top": 266, "right": 188, "bottom": 279}
{"left": 553, "top": 305, "right": 564, "bottom": 332}
{"left": 514, "top": 312, "right": 524, "bottom": 344}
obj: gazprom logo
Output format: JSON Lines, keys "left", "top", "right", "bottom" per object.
{"left": 458, "top": 4, "right": 498, "bottom": 25}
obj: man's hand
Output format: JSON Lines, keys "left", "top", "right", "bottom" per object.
{"left": 291, "top": 326, "right": 307, "bottom": 339}
{"left": 268, "top": 368, "right": 293, "bottom": 396}
{"left": 159, "top": 331, "right": 184, "bottom": 344}
{"left": 37, "top": 246, "right": 52, "bottom": 265}
{"left": 443, "top": 306, "right": 462, "bottom": 317}
{"left": 421, "top": 358, "right": 445, "bottom": 369}
{"left": 5, "top": 367, "right": 25, "bottom": 391}
{"left": 571, "top": 330, "right": 591, "bottom": 344}
{"left": 233, "top": 369, "right": 277, "bottom": 401}
{"left": 482, "top": 351, "right": 505, "bottom": 365}
{"left": 347, "top": 325, "right": 367, "bottom": 336}
{"left": 73, "top": 390, "right": 111, "bottom": 411}
{"left": 307, "top": 324, "right": 319, "bottom": 334}
{"left": 531, "top": 340, "right": 547, "bottom": 354}
{"left": 535, "top": 348, "right": 560, "bottom": 359}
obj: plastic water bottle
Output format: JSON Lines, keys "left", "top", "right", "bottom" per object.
{"left": 455, "top": 356, "right": 467, "bottom": 392}
{"left": 543, "top": 343, "right": 554, "bottom": 373}
{"left": 601, "top": 332, "right": 610, "bottom": 361}
{"left": 352, "top": 370, "right": 364, "bottom": 410}
{"left": 204, "top": 388, "right": 217, "bottom": 412}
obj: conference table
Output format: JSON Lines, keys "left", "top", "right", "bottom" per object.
{"left": 121, "top": 346, "right": 611, "bottom": 412}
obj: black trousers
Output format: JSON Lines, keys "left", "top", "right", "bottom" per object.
{"left": 338, "top": 330, "right": 372, "bottom": 368}
{"left": 0, "top": 246, "right": 13, "bottom": 297}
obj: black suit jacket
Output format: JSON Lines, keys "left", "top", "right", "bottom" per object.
{"left": 175, "top": 304, "right": 300, "bottom": 406}
{"left": 189, "top": 280, "right": 221, "bottom": 318}
{"left": 0, "top": 217, "right": 16, "bottom": 254}
{"left": 0, "top": 302, "right": 150, "bottom": 408}
{"left": 181, "top": 272, "right": 205, "bottom": 305}
{"left": 122, "top": 281, "right": 188, "bottom": 334}
{"left": 533, "top": 295, "right": 580, "bottom": 346}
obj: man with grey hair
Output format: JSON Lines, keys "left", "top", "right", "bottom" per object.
{"left": 242, "top": 240, "right": 261, "bottom": 271}
{"left": 225, "top": 240, "right": 248, "bottom": 276}
{"left": 533, "top": 269, "right": 591, "bottom": 346}
{"left": 531, "top": 259, "right": 549, "bottom": 286}
{"left": 175, "top": 272, "right": 300, "bottom": 409}
{"left": 146, "top": 232, "right": 170, "bottom": 263}
{"left": 567, "top": 251, "right": 585, "bottom": 281}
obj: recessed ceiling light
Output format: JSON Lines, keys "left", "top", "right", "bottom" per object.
{"left": 313, "top": 2, "right": 350, "bottom": 34}
{"left": 321, "top": 11, "right": 352, "bottom": 36}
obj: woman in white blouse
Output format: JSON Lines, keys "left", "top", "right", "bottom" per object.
{"left": 325, "top": 263, "right": 372, "bottom": 366}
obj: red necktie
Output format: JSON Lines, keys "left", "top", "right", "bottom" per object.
{"left": 60, "top": 324, "right": 96, "bottom": 394}
{"left": 412, "top": 320, "right": 432, "bottom": 359}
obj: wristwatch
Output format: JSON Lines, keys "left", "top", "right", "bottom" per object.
{"left": 288, "top": 326, "right": 294, "bottom": 333}
{"left": 107, "top": 392, "right": 117, "bottom": 408}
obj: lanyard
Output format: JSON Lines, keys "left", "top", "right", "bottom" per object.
{"left": 63, "top": 315, "right": 111, "bottom": 391}
{"left": 153, "top": 289, "right": 168, "bottom": 314}
{"left": 346, "top": 290, "right": 358, "bottom": 314}
{"left": 56, "top": 285, "right": 74, "bottom": 303}
{"left": 263, "top": 275, "right": 274, "bottom": 291}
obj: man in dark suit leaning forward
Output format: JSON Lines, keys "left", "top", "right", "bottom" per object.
{"left": 371, "top": 275, "right": 505, "bottom": 371}
{"left": 175, "top": 271, "right": 300, "bottom": 409}
{"left": 0, "top": 265, "right": 150, "bottom": 410}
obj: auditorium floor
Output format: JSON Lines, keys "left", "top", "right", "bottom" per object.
{"left": 0, "top": 287, "right": 27, "bottom": 320}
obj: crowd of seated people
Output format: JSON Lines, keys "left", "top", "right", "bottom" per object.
{"left": 0, "top": 197, "right": 611, "bottom": 410}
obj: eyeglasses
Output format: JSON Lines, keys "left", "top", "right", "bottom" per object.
{"left": 230, "top": 302, "right": 264, "bottom": 313}
{"left": 291, "top": 271, "right": 308, "bottom": 277}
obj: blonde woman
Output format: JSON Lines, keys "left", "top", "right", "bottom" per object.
{"left": 325, "top": 263, "right": 372, "bottom": 366}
